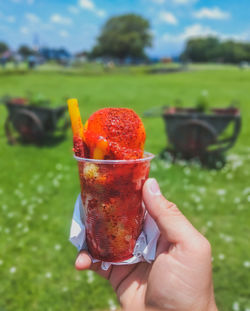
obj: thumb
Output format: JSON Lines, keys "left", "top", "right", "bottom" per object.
{"left": 143, "top": 178, "right": 201, "bottom": 246}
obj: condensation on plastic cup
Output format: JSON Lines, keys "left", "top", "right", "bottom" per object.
{"left": 74, "top": 151, "right": 155, "bottom": 262}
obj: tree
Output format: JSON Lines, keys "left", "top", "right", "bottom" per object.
{"left": 181, "top": 37, "right": 220, "bottom": 62}
{"left": 0, "top": 42, "right": 9, "bottom": 54}
{"left": 91, "top": 14, "right": 152, "bottom": 61}
{"left": 181, "top": 37, "right": 250, "bottom": 63}
{"left": 219, "top": 41, "right": 248, "bottom": 63}
{"left": 18, "top": 45, "right": 34, "bottom": 58}
{"left": 244, "top": 43, "right": 250, "bottom": 62}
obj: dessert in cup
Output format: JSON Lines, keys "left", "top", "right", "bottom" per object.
{"left": 68, "top": 99, "right": 153, "bottom": 262}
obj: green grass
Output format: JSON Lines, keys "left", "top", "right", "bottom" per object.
{"left": 0, "top": 64, "right": 250, "bottom": 311}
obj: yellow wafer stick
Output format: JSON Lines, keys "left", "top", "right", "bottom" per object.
{"left": 67, "top": 98, "right": 85, "bottom": 157}
{"left": 67, "top": 98, "right": 84, "bottom": 139}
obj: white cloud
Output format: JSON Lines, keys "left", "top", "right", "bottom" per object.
{"left": 162, "top": 24, "right": 217, "bottom": 44}
{"left": 219, "top": 32, "right": 250, "bottom": 42}
{"left": 159, "top": 11, "right": 178, "bottom": 25}
{"left": 59, "top": 30, "right": 69, "bottom": 38}
{"left": 160, "top": 24, "right": 250, "bottom": 50}
{"left": 27, "top": 0, "right": 34, "bottom": 4}
{"left": 79, "top": 0, "right": 95, "bottom": 10}
{"left": 0, "top": 12, "right": 15, "bottom": 23}
{"left": 193, "top": 7, "right": 230, "bottom": 20}
{"left": 6, "top": 16, "right": 16, "bottom": 23}
{"left": 96, "top": 9, "right": 106, "bottom": 17}
{"left": 78, "top": 0, "right": 106, "bottom": 17}
{"left": 50, "top": 14, "right": 72, "bottom": 25}
{"left": 20, "top": 26, "right": 29, "bottom": 35}
{"left": 26, "top": 13, "right": 40, "bottom": 23}
{"left": 68, "top": 6, "right": 79, "bottom": 14}
{"left": 172, "top": 0, "right": 197, "bottom": 5}
{"left": 183, "top": 23, "right": 217, "bottom": 38}
{"left": 153, "top": 24, "right": 217, "bottom": 56}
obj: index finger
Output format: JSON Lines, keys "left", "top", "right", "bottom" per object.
{"left": 75, "top": 250, "right": 111, "bottom": 279}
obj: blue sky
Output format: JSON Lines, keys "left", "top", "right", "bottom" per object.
{"left": 0, "top": 0, "right": 249, "bottom": 57}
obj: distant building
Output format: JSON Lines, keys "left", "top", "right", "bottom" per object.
{"left": 148, "top": 57, "right": 160, "bottom": 64}
{"left": 0, "top": 50, "right": 12, "bottom": 67}
{"left": 161, "top": 57, "right": 172, "bottom": 64}
{"left": 39, "top": 47, "right": 72, "bottom": 64}
{"left": 74, "top": 51, "right": 88, "bottom": 63}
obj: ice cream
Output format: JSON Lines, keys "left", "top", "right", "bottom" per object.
{"left": 83, "top": 108, "right": 146, "bottom": 160}
{"left": 67, "top": 99, "right": 146, "bottom": 160}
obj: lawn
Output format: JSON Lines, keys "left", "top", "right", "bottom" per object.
{"left": 0, "top": 65, "right": 250, "bottom": 311}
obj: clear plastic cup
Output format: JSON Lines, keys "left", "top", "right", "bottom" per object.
{"left": 74, "top": 152, "right": 154, "bottom": 262}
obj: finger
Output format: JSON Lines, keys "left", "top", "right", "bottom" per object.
{"left": 75, "top": 250, "right": 93, "bottom": 270}
{"left": 75, "top": 250, "right": 103, "bottom": 271}
{"left": 143, "top": 178, "right": 201, "bottom": 246}
{"left": 75, "top": 250, "right": 112, "bottom": 279}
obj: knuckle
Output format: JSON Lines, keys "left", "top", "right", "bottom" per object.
{"left": 161, "top": 198, "right": 178, "bottom": 211}
{"left": 165, "top": 201, "right": 182, "bottom": 217}
{"left": 155, "top": 199, "right": 182, "bottom": 223}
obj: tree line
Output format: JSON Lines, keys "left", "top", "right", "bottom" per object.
{"left": 181, "top": 37, "right": 250, "bottom": 63}
{"left": 1, "top": 13, "right": 250, "bottom": 64}
{"left": 0, "top": 14, "right": 152, "bottom": 62}
{"left": 0, "top": 41, "right": 36, "bottom": 58}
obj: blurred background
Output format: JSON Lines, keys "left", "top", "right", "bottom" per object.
{"left": 0, "top": 0, "right": 250, "bottom": 311}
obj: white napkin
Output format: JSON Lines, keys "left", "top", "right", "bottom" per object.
{"left": 69, "top": 194, "right": 160, "bottom": 270}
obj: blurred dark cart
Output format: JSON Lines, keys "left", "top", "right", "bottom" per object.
{"left": 144, "top": 106, "right": 241, "bottom": 160}
{"left": 1, "top": 97, "right": 69, "bottom": 144}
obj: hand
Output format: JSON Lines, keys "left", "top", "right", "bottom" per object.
{"left": 75, "top": 178, "right": 218, "bottom": 311}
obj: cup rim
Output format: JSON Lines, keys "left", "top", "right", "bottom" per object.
{"left": 74, "top": 151, "right": 155, "bottom": 164}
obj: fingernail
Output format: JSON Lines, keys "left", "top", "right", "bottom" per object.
{"left": 76, "top": 255, "right": 84, "bottom": 266}
{"left": 148, "top": 178, "right": 161, "bottom": 195}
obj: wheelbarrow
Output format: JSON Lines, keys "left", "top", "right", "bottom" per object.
{"left": 1, "top": 97, "right": 69, "bottom": 144}
{"left": 144, "top": 106, "right": 241, "bottom": 160}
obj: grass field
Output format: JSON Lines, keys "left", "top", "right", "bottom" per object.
{"left": 0, "top": 64, "right": 250, "bottom": 311}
